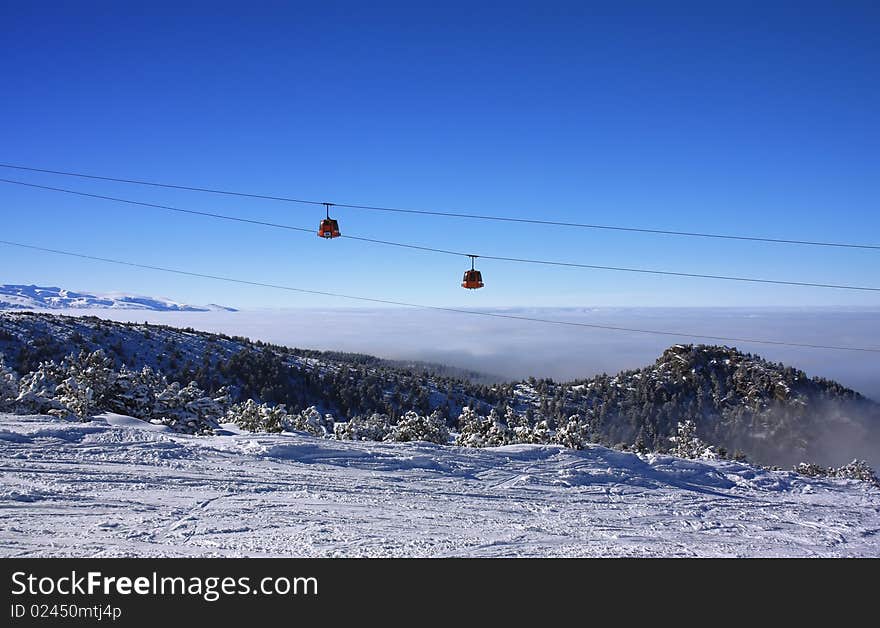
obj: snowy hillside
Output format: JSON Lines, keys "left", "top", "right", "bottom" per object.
{"left": 1, "top": 311, "right": 878, "bottom": 468}
{"left": 0, "top": 284, "right": 236, "bottom": 311}
{"left": 1, "top": 412, "right": 878, "bottom": 557}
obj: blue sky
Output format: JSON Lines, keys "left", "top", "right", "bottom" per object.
{"left": 1, "top": 1, "right": 878, "bottom": 309}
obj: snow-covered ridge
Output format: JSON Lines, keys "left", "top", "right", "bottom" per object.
{"left": 1, "top": 412, "right": 878, "bottom": 557}
{"left": 0, "top": 284, "right": 236, "bottom": 312}
{"left": 1, "top": 311, "right": 878, "bottom": 469}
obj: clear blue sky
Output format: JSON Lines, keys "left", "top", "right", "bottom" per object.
{"left": 1, "top": 1, "right": 878, "bottom": 309}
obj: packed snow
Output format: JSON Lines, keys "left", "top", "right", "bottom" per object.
{"left": 1, "top": 412, "right": 878, "bottom": 557}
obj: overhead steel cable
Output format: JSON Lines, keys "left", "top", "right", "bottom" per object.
{"left": 0, "top": 178, "right": 316, "bottom": 235}
{"left": 3, "top": 177, "right": 879, "bottom": 293}
{"left": 0, "top": 163, "right": 325, "bottom": 207}
{"left": 1, "top": 239, "right": 879, "bottom": 354}
{"left": 2, "top": 175, "right": 879, "bottom": 292}
{"left": 1, "top": 162, "right": 878, "bottom": 251}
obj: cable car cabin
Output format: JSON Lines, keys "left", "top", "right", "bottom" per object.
{"left": 461, "top": 269, "right": 484, "bottom": 289}
{"left": 318, "top": 218, "right": 341, "bottom": 239}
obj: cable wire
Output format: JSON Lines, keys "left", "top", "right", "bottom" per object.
{"left": 2, "top": 239, "right": 879, "bottom": 354}
{"left": 0, "top": 178, "right": 315, "bottom": 235}
{"left": 2, "top": 162, "right": 878, "bottom": 251}
{"left": 3, "top": 178, "right": 879, "bottom": 293}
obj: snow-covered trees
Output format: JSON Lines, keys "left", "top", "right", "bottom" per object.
{"left": 153, "top": 381, "right": 225, "bottom": 434}
{"left": 4, "top": 346, "right": 324, "bottom": 436}
{"left": 226, "top": 403, "right": 338, "bottom": 437}
{"left": 455, "top": 407, "right": 514, "bottom": 447}
{"left": 53, "top": 376, "right": 96, "bottom": 420}
{"left": 13, "top": 350, "right": 118, "bottom": 420}
{"left": 387, "top": 409, "right": 449, "bottom": 445}
{"left": 554, "top": 414, "right": 592, "bottom": 450}
{"left": 286, "top": 406, "right": 335, "bottom": 437}
{"left": 14, "top": 360, "right": 67, "bottom": 415}
{"left": 53, "top": 350, "right": 116, "bottom": 420}
{"left": 333, "top": 410, "right": 449, "bottom": 444}
{"left": 106, "top": 364, "right": 168, "bottom": 420}
{"left": 832, "top": 460, "right": 879, "bottom": 484}
{"left": 456, "top": 407, "right": 574, "bottom": 448}
{"left": 227, "top": 399, "right": 264, "bottom": 432}
{"left": 227, "top": 399, "right": 295, "bottom": 433}
{"left": 0, "top": 354, "right": 19, "bottom": 412}
{"left": 450, "top": 407, "right": 607, "bottom": 451}
{"left": 334, "top": 413, "right": 393, "bottom": 441}
{"left": 793, "top": 460, "right": 879, "bottom": 486}
{"left": 3, "top": 350, "right": 225, "bottom": 433}
{"left": 2, "top": 326, "right": 876, "bottom": 483}
{"left": 106, "top": 365, "right": 229, "bottom": 434}
{"left": 669, "top": 420, "right": 720, "bottom": 460}
{"left": 5, "top": 314, "right": 880, "bottom": 469}
{"left": 524, "top": 418, "right": 553, "bottom": 445}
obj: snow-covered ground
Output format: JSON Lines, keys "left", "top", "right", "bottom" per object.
{"left": 1, "top": 412, "right": 878, "bottom": 557}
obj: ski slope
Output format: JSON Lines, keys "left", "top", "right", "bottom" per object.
{"left": 1, "top": 412, "right": 878, "bottom": 557}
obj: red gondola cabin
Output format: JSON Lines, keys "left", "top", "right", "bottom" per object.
{"left": 318, "top": 202, "right": 341, "bottom": 239}
{"left": 461, "top": 269, "right": 484, "bottom": 289}
{"left": 318, "top": 218, "right": 340, "bottom": 239}
{"left": 462, "top": 256, "right": 484, "bottom": 289}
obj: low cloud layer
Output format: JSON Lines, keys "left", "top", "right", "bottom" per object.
{"left": 60, "top": 307, "right": 880, "bottom": 400}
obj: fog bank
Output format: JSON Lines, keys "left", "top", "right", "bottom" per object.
{"left": 43, "top": 307, "right": 880, "bottom": 400}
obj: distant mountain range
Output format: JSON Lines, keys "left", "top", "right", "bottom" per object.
{"left": 0, "top": 284, "right": 236, "bottom": 312}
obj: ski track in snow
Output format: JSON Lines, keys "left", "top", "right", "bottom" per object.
{"left": 1, "top": 413, "right": 878, "bottom": 557}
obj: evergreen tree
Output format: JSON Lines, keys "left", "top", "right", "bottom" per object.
{"left": 388, "top": 410, "right": 450, "bottom": 445}
{"left": 15, "top": 360, "right": 66, "bottom": 415}
{"left": 228, "top": 398, "right": 264, "bottom": 432}
{"left": 0, "top": 353, "right": 19, "bottom": 412}
{"left": 154, "top": 381, "right": 223, "bottom": 434}
{"left": 53, "top": 350, "right": 117, "bottom": 420}
{"left": 555, "top": 414, "right": 591, "bottom": 450}
{"left": 287, "top": 406, "right": 334, "bottom": 437}
{"left": 227, "top": 399, "right": 293, "bottom": 433}
{"left": 528, "top": 418, "right": 553, "bottom": 444}
{"left": 109, "top": 365, "right": 169, "bottom": 419}
{"left": 335, "top": 413, "right": 393, "bottom": 441}
{"left": 669, "top": 420, "right": 719, "bottom": 460}
{"left": 455, "top": 407, "right": 513, "bottom": 447}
